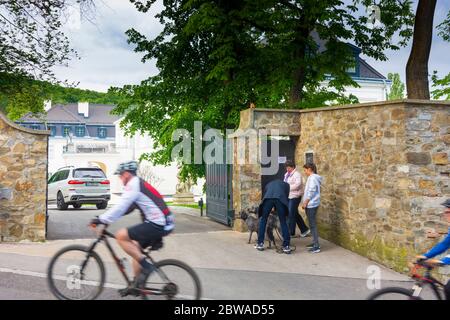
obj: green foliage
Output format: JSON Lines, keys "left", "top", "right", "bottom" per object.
{"left": 44, "top": 83, "right": 121, "bottom": 105}
{"left": 0, "top": 76, "right": 120, "bottom": 120}
{"left": 431, "top": 71, "right": 450, "bottom": 100}
{"left": 387, "top": 73, "right": 405, "bottom": 100}
{"left": 112, "top": 0, "right": 415, "bottom": 181}
{"left": 437, "top": 10, "right": 450, "bottom": 42}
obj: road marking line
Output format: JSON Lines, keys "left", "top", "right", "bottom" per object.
{"left": 0, "top": 267, "right": 122, "bottom": 289}
{"left": 0, "top": 267, "right": 210, "bottom": 300}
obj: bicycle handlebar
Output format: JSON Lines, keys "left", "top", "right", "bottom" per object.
{"left": 414, "top": 259, "right": 443, "bottom": 268}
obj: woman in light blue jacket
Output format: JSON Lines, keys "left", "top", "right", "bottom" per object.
{"left": 301, "top": 163, "right": 322, "bottom": 253}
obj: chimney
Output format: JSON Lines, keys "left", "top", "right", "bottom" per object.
{"left": 78, "top": 102, "right": 89, "bottom": 118}
{"left": 44, "top": 100, "right": 52, "bottom": 112}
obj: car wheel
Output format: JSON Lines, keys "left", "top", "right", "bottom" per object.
{"left": 72, "top": 204, "right": 82, "bottom": 209}
{"left": 96, "top": 202, "right": 108, "bottom": 210}
{"left": 56, "top": 192, "right": 68, "bottom": 210}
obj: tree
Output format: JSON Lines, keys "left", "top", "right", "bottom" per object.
{"left": 112, "top": 0, "right": 415, "bottom": 182}
{"left": 0, "top": 0, "right": 94, "bottom": 119}
{"left": 405, "top": 0, "right": 437, "bottom": 99}
{"left": 387, "top": 73, "right": 405, "bottom": 100}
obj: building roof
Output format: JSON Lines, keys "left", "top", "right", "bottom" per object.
{"left": 0, "top": 111, "right": 50, "bottom": 135}
{"left": 310, "top": 30, "right": 386, "bottom": 80}
{"left": 20, "top": 103, "right": 121, "bottom": 125}
{"left": 358, "top": 58, "right": 386, "bottom": 79}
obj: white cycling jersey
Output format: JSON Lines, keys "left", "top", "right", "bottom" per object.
{"left": 99, "top": 176, "right": 174, "bottom": 232}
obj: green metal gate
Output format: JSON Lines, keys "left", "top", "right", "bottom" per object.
{"left": 205, "top": 162, "right": 233, "bottom": 226}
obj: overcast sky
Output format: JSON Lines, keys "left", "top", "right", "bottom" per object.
{"left": 53, "top": 0, "right": 450, "bottom": 93}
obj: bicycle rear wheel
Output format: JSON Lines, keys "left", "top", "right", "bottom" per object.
{"left": 367, "top": 287, "right": 422, "bottom": 300}
{"left": 141, "top": 259, "right": 201, "bottom": 300}
{"left": 47, "top": 245, "right": 105, "bottom": 300}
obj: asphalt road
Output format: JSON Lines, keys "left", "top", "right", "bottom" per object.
{"left": 0, "top": 261, "right": 424, "bottom": 300}
{"left": 1, "top": 205, "right": 433, "bottom": 300}
{"left": 47, "top": 205, "right": 229, "bottom": 240}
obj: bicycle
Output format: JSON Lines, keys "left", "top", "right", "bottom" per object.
{"left": 367, "top": 260, "right": 447, "bottom": 300}
{"left": 47, "top": 224, "right": 202, "bottom": 300}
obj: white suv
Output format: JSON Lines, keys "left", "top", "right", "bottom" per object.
{"left": 48, "top": 166, "right": 111, "bottom": 210}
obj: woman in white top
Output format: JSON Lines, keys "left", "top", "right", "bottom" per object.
{"left": 284, "top": 160, "right": 310, "bottom": 238}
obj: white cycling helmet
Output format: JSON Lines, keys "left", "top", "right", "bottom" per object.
{"left": 114, "top": 161, "right": 139, "bottom": 175}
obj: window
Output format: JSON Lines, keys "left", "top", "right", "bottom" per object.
{"left": 73, "top": 168, "right": 106, "bottom": 178}
{"left": 30, "top": 124, "right": 40, "bottom": 130}
{"left": 48, "top": 172, "right": 59, "bottom": 184}
{"left": 60, "top": 170, "right": 70, "bottom": 180}
{"left": 63, "top": 126, "right": 72, "bottom": 137}
{"left": 305, "top": 152, "right": 314, "bottom": 165}
{"left": 48, "top": 126, "right": 56, "bottom": 136}
{"left": 346, "top": 55, "right": 358, "bottom": 74}
{"left": 97, "top": 128, "right": 107, "bottom": 139}
{"left": 346, "top": 64, "right": 356, "bottom": 74}
{"left": 75, "top": 126, "right": 85, "bottom": 137}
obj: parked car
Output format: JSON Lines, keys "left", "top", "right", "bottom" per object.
{"left": 48, "top": 166, "right": 110, "bottom": 210}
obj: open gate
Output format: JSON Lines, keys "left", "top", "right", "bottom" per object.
{"left": 205, "top": 162, "right": 233, "bottom": 226}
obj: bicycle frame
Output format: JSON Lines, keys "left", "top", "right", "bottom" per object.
{"left": 411, "top": 265, "right": 445, "bottom": 300}
{"left": 80, "top": 226, "right": 167, "bottom": 296}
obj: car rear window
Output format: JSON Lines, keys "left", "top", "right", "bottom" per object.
{"left": 73, "top": 169, "right": 106, "bottom": 178}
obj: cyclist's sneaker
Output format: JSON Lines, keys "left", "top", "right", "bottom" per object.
{"left": 306, "top": 243, "right": 315, "bottom": 249}
{"left": 308, "top": 246, "right": 321, "bottom": 253}
{"left": 254, "top": 243, "right": 264, "bottom": 251}
{"left": 118, "top": 286, "right": 140, "bottom": 297}
{"left": 300, "top": 229, "right": 311, "bottom": 238}
{"left": 135, "top": 259, "right": 156, "bottom": 288}
{"left": 282, "top": 246, "right": 292, "bottom": 254}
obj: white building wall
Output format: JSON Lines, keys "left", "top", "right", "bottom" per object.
{"left": 320, "top": 79, "right": 390, "bottom": 104}
{"left": 344, "top": 80, "right": 389, "bottom": 103}
{"left": 114, "top": 120, "right": 205, "bottom": 198}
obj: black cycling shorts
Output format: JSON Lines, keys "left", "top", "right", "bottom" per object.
{"left": 127, "top": 221, "right": 166, "bottom": 249}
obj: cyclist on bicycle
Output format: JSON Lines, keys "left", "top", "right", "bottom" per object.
{"left": 416, "top": 198, "right": 450, "bottom": 300}
{"left": 90, "top": 161, "right": 174, "bottom": 295}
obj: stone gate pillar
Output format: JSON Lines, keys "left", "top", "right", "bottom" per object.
{"left": 0, "top": 112, "right": 49, "bottom": 242}
{"left": 228, "top": 108, "right": 301, "bottom": 232}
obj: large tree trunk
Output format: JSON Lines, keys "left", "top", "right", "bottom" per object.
{"left": 289, "top": 61, "right": 306, "bottom": 107}
{"left": 288, "top": 31, "right": 308, "bottom": 108}
{"left": 406, "top": 0, "right": 437, "bottom": 99}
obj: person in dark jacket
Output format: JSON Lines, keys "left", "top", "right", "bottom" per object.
{"left": 256, "top": 179, "right": 292, "bottom": 253}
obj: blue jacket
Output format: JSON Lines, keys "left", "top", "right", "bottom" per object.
{"left": 302, "top": 174, "right": 322, "bottom": 208}
{"left": 262, "top": 179, "right": 290, "bottom": 209}
{"left": 424, "top": 228, "right": 450, "bottom": 265}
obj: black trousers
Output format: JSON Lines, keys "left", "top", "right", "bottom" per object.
{"left": 287, "top": 197, "right": 309, "bottom": 235}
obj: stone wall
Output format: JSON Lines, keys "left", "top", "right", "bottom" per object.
{"left": 295, "top": 100, "right": 449, "bottom": 275}
{"left": 231, "top": 100, "right": 449, "bottom": 277}
{"left": 0, "top": 112, "right": 49, "bottom": 242}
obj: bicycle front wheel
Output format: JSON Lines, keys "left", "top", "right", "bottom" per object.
{"left": 47, "top": 245, "right": 105, "bottom": 300}
{"left": 367, "top": 287, "right": 422, "bottom": 300}
{"left": 142, "top": 259, "right": 202, "bottom": 300}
